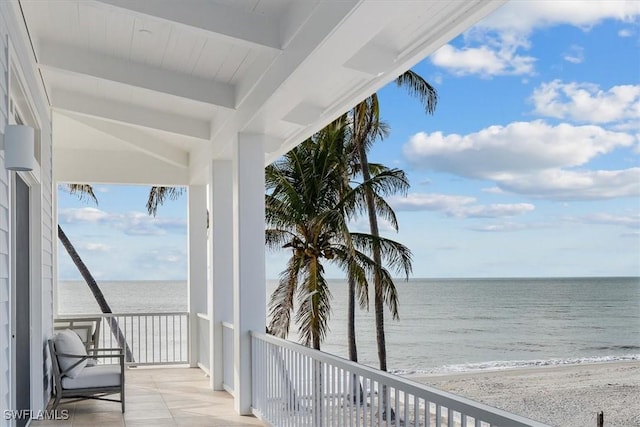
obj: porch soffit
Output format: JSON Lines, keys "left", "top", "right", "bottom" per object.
{"left": 18, "top": 0, "right": 507, "bottom": 185}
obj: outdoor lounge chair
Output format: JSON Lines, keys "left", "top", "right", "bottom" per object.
{"left": 48, "top": 329, "right": 125, "bottom": 412}
{"left": 54, "top": 317, "right": 102, "bottom": 351}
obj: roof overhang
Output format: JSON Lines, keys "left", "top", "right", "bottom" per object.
{"left": 18, "top": 0, "right": 507, "bottom": 185}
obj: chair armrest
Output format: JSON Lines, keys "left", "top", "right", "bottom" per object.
{"left": 56, "top": 351, "right": 125, "bottom": 377}
{"left": 56, "top": 352, "right": 124, "bottom": 365}
{"left": 87, "top": 348, "right": 124, "bottom": 355}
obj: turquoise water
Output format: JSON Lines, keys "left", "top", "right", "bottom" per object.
{"left": 58, "top": 277, "right": 640, "bottom": 373}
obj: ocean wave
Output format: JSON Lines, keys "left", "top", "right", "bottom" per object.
{"left": 584, "top": 345, "right": 640, "bottom": 351}
{"left": 390, "top": 354, "right": 640, "bottom": 376}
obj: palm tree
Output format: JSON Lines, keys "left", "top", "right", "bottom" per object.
{"left": 60, "top": 183, "right": 187, "bottom": 360}
{"left": 58, "top": 184, "right": 133, "bottom": 361}
{"left": 266, "top": 122, "right": 412, "bottom": 350}
{"left": 266, "top": 126, "right": 350, "bottom": 349}
{"left": 330, "top": 113, "right": 411, "bottom": 365}
{"left": 352, "top": 70, "right": 437, "bottom": 373}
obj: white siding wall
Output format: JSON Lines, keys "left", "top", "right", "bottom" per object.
{"left": 0, "top": 12, "right": 12, "bottom": 424}
{"left": 0, "top": 2, "right": 54, "bottom": 424}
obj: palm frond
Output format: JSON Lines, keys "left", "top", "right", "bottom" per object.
{"left": 295, "top": 256, "right": 331, "bottom": 349}
{"left": 146, "top": 186, "right": 185, "bottom": 216}
{"left": 395, "top": 70, "right": 438, "bottom": 114}
{"left": 350, "top": 233, "right": 413, "bottom": 278}
{"left": 268, "top": 256, "right": 303, "bottom": 338}
{"left": 63, "top": 184, "right": 99, "bottom": 205}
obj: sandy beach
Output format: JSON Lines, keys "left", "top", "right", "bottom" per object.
{"left": 406, "top": 361, "right": 640, "bottom": 427}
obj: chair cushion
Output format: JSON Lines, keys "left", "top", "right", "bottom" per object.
{"left": 61, "top": 365, "right": 122, "bottom": 390}
{"left": 54, "top": 329, "right": 88, "bottom": 378}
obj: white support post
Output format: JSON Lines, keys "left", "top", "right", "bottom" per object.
{"left": 233, "top": 133, "right": 266, "bottom": 415}
{"left": 209, "top": 159, "right": 234, "bottom": 391}
{"left": 188, "top": 185, "right": 207, "bottom": 368}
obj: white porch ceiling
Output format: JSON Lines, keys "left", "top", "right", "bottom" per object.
{"left": 18, "top": 0, "right": 506, "bottom": 186}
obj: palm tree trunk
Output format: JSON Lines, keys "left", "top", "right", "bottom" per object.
{"left": 347, "top": 275, "right": 366, "bottom": 405}
{"left": 347, "top": 275, "right": 357, "bottom": 362}
{"left": 357, "top": 140, "right": 393, "bottom": 419}
{"left": 356, "top": 143, "right": 387, "bottom": 372}
{"left": 58, "top": 225, "right": 134, "bottom": 362}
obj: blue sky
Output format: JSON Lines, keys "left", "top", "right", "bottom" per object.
{"left": 58, "top": 1, "right": 640, "bottom": 280}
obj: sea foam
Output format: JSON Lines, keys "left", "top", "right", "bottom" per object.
{"left": 391, "top": 354, "right": 640, "bottom": 376}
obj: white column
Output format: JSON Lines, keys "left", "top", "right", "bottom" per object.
{"left": 233, "top": 133, "right": 266, "bottom": 415}
{"left": 188, "top": 185, "right": 208, "bottom": 368}
{"left": 209, "top": 160, "right": 233, "bottom": 390}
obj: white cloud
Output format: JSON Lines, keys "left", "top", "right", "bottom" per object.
{"left": 531, "top": 80, "right": 640, "bottom": 125}
{"left": 618, "top": 28, "right": 635, "bottom": 37}
{"left": 122, "top": 212, "right": 185, "bottom": 236}
{"left": 478, "top": 1, "right": 639, "bottom": 33}
{"left": 135, "top": 249, "right": 187, "bottom": 275}
{"left": 389, "top": 193, "right": 475, "bottom": 212}
{"left": 575, "top": 212, "right": 640, "bottom": 228}
{"left": 432, "top": 1, "right": 639, "bottom": 77}
{"left": 456, "top": 203, "right": 535, "bottom": 218}
{"left": 482, "top": 187, "right": 505, "bottom": 194}
{"left": 403, "top": 122, "right": 639, "bottom": 201}
{"left": 389, "top": 192, "right": 534, "bottom": 219}
{"left": 563, "top": 45, "right": 584, "bottom": 64}
{"left": 58, "top": 208, "right": 186, "bottom": 235}
{"left": 498, "top": 168, "right": 640, "bottom": 200}
{"left": 431, "top": 42, "right": 535, "bottom": 77}
{"left": 79, "top": 242, "right": 110, "bottom": 252}
{"left": 403, "top": 120, "right": 635, "bottom": 179}
{"left": 468, "top": 222, "right": 530, "bottom": 232}
{"left": 59, "top": 207, "right": 110, "bottom": 223}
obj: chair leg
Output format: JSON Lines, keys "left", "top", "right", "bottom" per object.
{"left": 121, "top": 389, "right": 125, "bottom": 413}
{"left": 51, "top": 393, "right": 61, "bottom": 411}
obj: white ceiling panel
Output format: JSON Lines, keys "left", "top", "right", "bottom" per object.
{"left": 161, "top": 31, "right": 208, "bottom": 75}
{"left": 18, "top": 0, "right": 506, "bottom": 185}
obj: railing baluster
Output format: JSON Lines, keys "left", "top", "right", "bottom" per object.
{"left": 137, "top": 315, "right": 141, "bottom": 362}
{"left": 353, "top": 373, "right": 358, "bottom": 427}
{"left": 171, "top": 315, "right": 175, "bottom": 362}
{"left": 404, "top": 391, "right": 409, "bottom": 427}
{"left": 165, "top": 315, "right": 168, "bottom": 362}
{"left": 152, "top": 315, "right": 156, "bottom": 363}
{"left": 394, "top": 387, "right": 400, "bottom": 427}
{"left": 56, "top": 312, "right": 189, "bottom": 366}
{"left": 246, "top": 332, "right": 550, "bottom": 427}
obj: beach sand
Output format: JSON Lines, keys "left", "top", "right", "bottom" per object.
{"left": 406, "top": 361, "right": 640, "bottom": 427}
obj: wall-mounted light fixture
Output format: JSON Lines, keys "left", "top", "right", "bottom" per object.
{"left": 1, "top": 124, "right": 35, "bottom": 171}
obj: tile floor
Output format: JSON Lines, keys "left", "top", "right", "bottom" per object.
{"left": 31, "top": 367, "right": 265, "bottom": 427}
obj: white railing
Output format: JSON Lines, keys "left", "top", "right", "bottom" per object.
{"left": 197, "top": 313, "right": 210, "bottom": 373}
{"left": 251, "top": 333, "right": 550, "bottom": 427}
{"left": 57, "top": 312, "right": 189, "bottom": 365}
{"left": 222, "top": 321, "right": 235, "bottom": 393}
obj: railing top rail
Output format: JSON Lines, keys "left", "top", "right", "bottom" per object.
{"left": 251, "top": 331, "right": 550, "bottom": 427}
{"left": 56, "top": 312, "right": 189, "bottom": 319}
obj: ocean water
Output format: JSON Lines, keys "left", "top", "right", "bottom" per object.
{"left": 58, "top": 277, "right": 640, "bottom": 373}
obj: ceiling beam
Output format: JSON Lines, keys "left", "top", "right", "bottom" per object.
{"left": 94, "top": 0, "right": 282, "bottom": 52}
{"left": 38, "top": 42, "right": 235, "bottom": 109}
{"left": 60, "top": 112, "right": 190, "bottom": 168}
{"left": 55, "top": 148, "right": 190, "bottom": 185}
{"left": 53, "top": 90, "right": 211, "bottom": 141}
{"left": 189, "top": 0, "right": 362, "bottom": 172}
